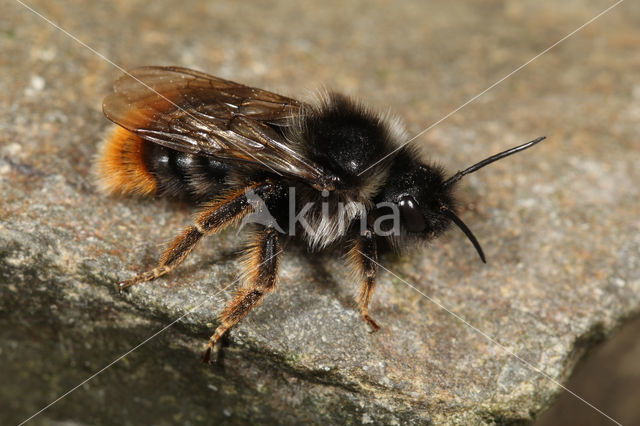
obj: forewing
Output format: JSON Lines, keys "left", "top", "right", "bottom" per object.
{"left": 103, "top": 66, "right": 336, "bottom": 188}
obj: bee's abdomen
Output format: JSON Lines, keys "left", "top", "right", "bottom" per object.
{"left": 97, "top": 126, "right": 229, "bottom": 201}
{"left": 144, "top": 141, "right": 230, "bottom": 201}
{"left": 97, "top": 127, "right": 157, "bottom": 196}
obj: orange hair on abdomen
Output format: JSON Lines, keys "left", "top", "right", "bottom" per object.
{"left": 96, "top": 126, "right": 157, "bottom": 196}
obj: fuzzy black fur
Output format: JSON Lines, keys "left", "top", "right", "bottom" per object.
{"left": 139, "top": 92, "right": 461, "bottom": 251}
{"left": 300, "top": 93, "right": 397, "bottom": 189}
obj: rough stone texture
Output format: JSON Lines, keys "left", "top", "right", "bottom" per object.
{"left": 1, "top": 0, "right": 639, "bottom": 424}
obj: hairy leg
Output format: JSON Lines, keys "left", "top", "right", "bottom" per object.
{"left": 347, "top": 226, "right": 380, "bottom": 331}
{"left": 202, "top": 227, "right": 282, "bottom": 363}
{"left": 118, "top": 182, "right": 274, "bottom": 290}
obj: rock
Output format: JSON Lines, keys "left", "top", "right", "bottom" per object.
{"left": 2, "top": 0, "right": 639, "bottom": 424}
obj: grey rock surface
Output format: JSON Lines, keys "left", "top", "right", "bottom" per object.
{"left": 1, "top": 0, "right": 639, "bottom": 424}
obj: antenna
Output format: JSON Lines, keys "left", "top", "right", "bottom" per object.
{"left": 441, "top": 207, "right": 486, "bottom": 263}
{"left": 443, "top": 136, "right": 546, "bottom": 187}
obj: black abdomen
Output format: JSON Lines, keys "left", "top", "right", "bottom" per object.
{"left": 143, "top": 143, "right": 231, "bottom": 201}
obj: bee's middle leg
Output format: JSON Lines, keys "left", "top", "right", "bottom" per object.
{"left": 202, "top": 227, "right": 282, "bottom": 363}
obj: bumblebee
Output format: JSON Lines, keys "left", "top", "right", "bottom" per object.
{"left": 97, "top": 66, "right": 544, "bottom": 362}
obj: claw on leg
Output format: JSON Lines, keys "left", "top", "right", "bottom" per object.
{"left": 201, "top": 340, "right": 218, "bottom": 364}
{"left": 117, "top": 266, "right": 171, "bottom": 291}
{"left": 362, "top": 311, "right": 380, "bottom": 332}
{"left": 201, "top": 326, "right": 227, "bottom": 364}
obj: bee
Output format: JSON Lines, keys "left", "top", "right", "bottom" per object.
{"left": 97, "top": 66, "right": 545, "bottom": 363}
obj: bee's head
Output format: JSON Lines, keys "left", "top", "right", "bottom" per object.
{"left": 374, "top": 137, "right": 546, "bottom": 262}
{"left": 374, "top": 157, "right": 477, "bottom": 255}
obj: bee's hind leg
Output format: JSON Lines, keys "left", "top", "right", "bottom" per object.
{"left": 117, "top": 182, "right": 273, "bottom": 290}
{"left": 347, "top": 226, "right": 381, "bottom": 332}
{"left": 117, "top": 226, "right": 204, "bottom": 290}
{"left": 202, "top": 226, "right": 282, "bottom": 363}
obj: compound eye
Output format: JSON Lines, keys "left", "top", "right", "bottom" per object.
{"left": 398, "top": 195, "right": 425, "bottom": 233}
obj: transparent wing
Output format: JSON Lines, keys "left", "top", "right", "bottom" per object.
{"left": 103, "top": 66, "right": 337, "bottom": 189}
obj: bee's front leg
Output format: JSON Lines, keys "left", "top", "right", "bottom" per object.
{"left": 347, "top": 226, "right": 380, "bottom": 332}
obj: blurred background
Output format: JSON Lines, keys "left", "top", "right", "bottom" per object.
{"left": 1, "top": 0, "right": 638, "bottom": 424}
